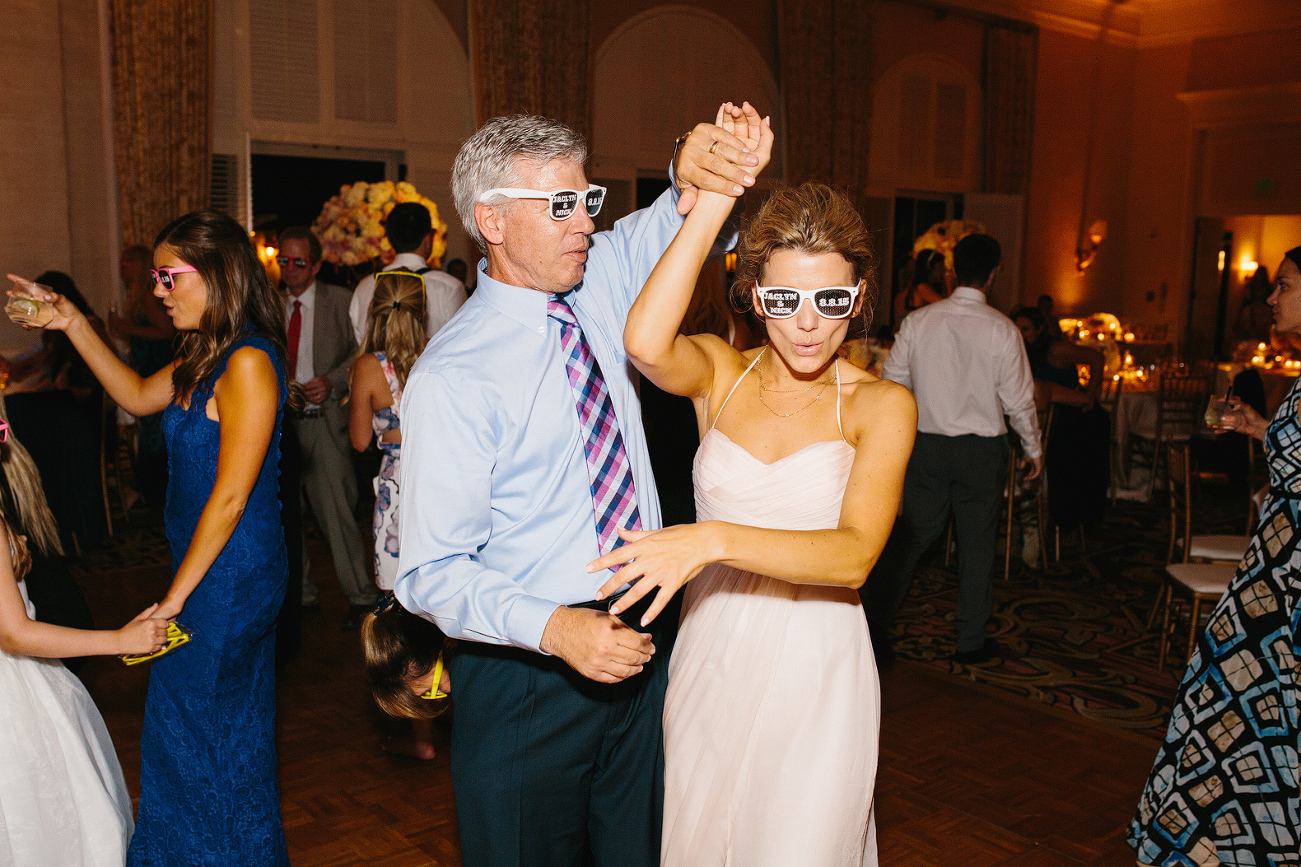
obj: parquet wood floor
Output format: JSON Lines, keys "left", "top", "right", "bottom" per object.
{"left": 76, "top": 520, "right": 1156, "bottom": 865}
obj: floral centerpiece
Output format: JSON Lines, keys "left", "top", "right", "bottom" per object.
{"left": 311, "top": 180, "right": 447, "bottom": 267}
{"left": 913, "top": 219, "right": 986, "bottom": 270}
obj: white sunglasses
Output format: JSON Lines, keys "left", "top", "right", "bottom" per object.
{"left": 478, "top": 185, "right": 606, "bottom": 220}
{"left": 755, "top": 283, "right": 861, "bottom": 319}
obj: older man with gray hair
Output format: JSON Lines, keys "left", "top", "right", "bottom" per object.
{"left": 396, "top": 111, "right": 760, "bottom": 867}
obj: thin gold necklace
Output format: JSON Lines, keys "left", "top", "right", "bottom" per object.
{"left": 754, "top": 350, "right": 835, "bottom": 418}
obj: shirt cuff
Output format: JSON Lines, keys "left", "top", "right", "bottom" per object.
{"left": 507, "top": 594, "right": 565, "bottom": 654}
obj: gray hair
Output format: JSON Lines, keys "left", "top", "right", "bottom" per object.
{"left": 452, "top": 115, "right": 589, "bottom": 252}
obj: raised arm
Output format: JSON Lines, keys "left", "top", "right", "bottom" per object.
{"left": 7, "top": 274, "right": 176, "bottom": 415}
{"left": 590, "top": 378, "right": 918, "bottom": 624}
{"left": 624, "top": 104, "right": 773, "bottom": 399}
{"left": 154, "top": 345, "right": 279, "bottom": 619}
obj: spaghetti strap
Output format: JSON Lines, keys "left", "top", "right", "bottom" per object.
{"left": 835, "top": 360, "right": 846, "bottom": 443}
{"left": 710, "top": 348, "right": 766, "bottom": 431}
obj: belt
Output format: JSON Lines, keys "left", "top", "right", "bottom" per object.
{"left": 567, "top": 587, "right": 658, "bottom": 628}
{"left": 294, "top": 407, "right": 325, "bottom": 419}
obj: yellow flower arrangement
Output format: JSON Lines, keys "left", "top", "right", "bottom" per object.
{"left": 312, "top": 180, "right": 447, "bottom": 267}
{"left": 912, "top": 219, "right": 986, "bottom": 271}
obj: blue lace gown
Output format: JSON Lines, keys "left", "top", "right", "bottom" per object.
{"left": 1129, "top": 378, "right": 1301, "bottom": 866}
{"left": 128, "top": 333, "right": 289, "bottom": 866}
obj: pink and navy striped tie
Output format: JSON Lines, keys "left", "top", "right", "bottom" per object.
{"left": 548, "top": 294, "right": 642, "bottom": 559}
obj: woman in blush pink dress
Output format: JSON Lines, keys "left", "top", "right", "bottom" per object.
{"left": 591, "top": 104, "right": 915, "bottom": 866}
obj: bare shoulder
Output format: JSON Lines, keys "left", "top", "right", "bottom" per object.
{"left": 352, "top": 351, "right": 383, "bottom": 378}
{"left": 217, "top": 345, "right": 279, "bottom": 392}
{"left": 841, "top": 362, "right": 917, "bottom": 436}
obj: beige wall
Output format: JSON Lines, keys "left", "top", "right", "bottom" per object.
{"left": 1024, "top": 28, "right": 1137, "bottom": 318}
{"left": 0, "top": 0, "right": 115, "bottom": 352}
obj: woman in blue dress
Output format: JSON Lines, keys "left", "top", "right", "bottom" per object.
{"left": 7, "top": 209, "right": 291, "bottom": 865}
{"left": 1129, "top": 246, "right": 1301, "bottom": 866}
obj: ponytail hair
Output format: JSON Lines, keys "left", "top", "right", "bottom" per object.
{"left": 359, "top": 271, "right": 429, "bottom": 390}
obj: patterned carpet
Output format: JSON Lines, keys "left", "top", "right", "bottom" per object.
{"left": 889, "top": 495, "right": 1249, "bottom": 741}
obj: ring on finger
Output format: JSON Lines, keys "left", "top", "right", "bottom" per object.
{"left": 708, "top": 141, "right": 719, "bottom": 155}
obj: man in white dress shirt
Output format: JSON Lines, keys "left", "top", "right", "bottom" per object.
{"left": 867, "top": 233, "right": 1042, "bottom": 665}
{"left": 348, "top": 202, "right": 467, "bottom": 344}
{"left": 279, "top": 226, "right": 375, "bottom": 628}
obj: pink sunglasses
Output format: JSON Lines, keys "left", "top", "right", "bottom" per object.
{"left": 151, "top": 265, "right": 198, "bottom": 292}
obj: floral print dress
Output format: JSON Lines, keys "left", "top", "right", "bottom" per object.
{"left": 371, "top": 351, "right": 402, "bottom": 591}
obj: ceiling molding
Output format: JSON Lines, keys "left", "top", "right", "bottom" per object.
{"left": 912, "top": 0, "right": 1301, "bottom": 47}
{"left": 1177, "top": 82, "right": 1301, "bottom": 129}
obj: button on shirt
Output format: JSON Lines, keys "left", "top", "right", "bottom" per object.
{"left": 884, "top": 285, "right": 1041, "bottom": 459}
{"left": 395, "top": 189, "right": 692, "bottom": 652}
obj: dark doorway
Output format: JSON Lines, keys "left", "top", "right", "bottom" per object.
{"left": 251, "top": 154, "right": 388, "bottom": 232}
{"left": 891, "top": 195, "right": 962, "bottom": 318}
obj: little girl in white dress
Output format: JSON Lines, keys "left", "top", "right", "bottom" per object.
{"left": 0, "top": 421, "right": 168, "bottom": 866}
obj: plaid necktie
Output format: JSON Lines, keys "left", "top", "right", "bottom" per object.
{"left": 548, "top": 294, "right": 642, "bottom": 559}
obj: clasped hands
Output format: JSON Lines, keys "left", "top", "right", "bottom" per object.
{"left": 539, "top": 523, "right": 717, "bottom": 684}
{"left": 673, "top": 101, "right": 769, "bottom": 215}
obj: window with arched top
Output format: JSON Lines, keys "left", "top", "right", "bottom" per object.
{"left": 870, "top": 53, "right": 983, "bottom": 193}
{"left": 590, "top": 5, "right": 783, "bottom": 225}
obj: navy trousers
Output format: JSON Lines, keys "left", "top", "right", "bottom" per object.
{"left": 448, "top": 596, "right": 676, "bottom": 867}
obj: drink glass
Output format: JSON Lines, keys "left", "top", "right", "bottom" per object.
{"left": 1205, "top": 395, "right": 1228, "bottom": 431}
{"left": 4, "top": 277, "right": 55, "bottom": 328}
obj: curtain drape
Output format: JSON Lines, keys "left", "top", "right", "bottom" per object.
{"left": 983, "top": 24, "right": 1037, "bottom": 195}
{"left": 109, "top": 0, "right": 212, "bottom": 247}
{"left": 777, "top": 0, "right": 874, "bottom": 214}
{"left": 469, "top": 0, "right": 590, "bottom": 142}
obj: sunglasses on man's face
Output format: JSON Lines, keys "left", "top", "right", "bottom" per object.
{"left": 151, "top": 265, "right": 199, "bottom": 292}
{"left": 755, "top": 284, "right": 861, "bottom": 320}
{"left": 276, "top": 255, "right": 314, "bottom": 269}
{"left": 478, "top": 185, "right": 606, "bottom": 220}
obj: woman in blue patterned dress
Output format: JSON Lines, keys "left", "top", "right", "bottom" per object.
{"left": 1129, "top": 246, "right": 1301, "bottom": 866}
{"left": 8, "top": 210, "right": 291, "bottom": 865}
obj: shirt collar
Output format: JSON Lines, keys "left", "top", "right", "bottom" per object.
{"left": 473, "top": 265, "right": 561, "bottom": 332}
{"left": 951, "top": 285, "right": 987, "bottom": 303}
{"left": 389, "top": 252, "right": 427, "bottom": 271}
{"left": 287, "top": 281, "right": 317, "bottom": 306}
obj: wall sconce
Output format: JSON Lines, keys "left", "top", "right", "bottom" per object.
{"left": 1075, "top": 219, "right": 1108, "bottom": 273}
{"left": 1239, "top": 255, "right": 1258, "bottom": 274}
{"left": 1218, "top": 250, "right": 1226, "bottom": 272}
{"left": 724, "top": 251, "right": 737, "bottom": 272}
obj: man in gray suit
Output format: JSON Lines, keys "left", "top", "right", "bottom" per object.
{"left": 279, "top": 225, "right": 375, "bottom": 628}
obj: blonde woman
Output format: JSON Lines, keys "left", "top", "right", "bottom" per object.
{"left": 348, "top": 269, "right": 432, "bottom": 758}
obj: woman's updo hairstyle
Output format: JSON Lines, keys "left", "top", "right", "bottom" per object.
{"left": 732, "top": 183, "right": 877, "bottom": 325}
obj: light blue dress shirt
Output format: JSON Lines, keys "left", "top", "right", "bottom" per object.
{"left": 395, "top": 187, "right": 689, "bottom": 653}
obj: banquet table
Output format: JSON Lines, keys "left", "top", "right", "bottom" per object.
{"left": 1111, "top": 380, "right": 1159, "bottom": 499}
